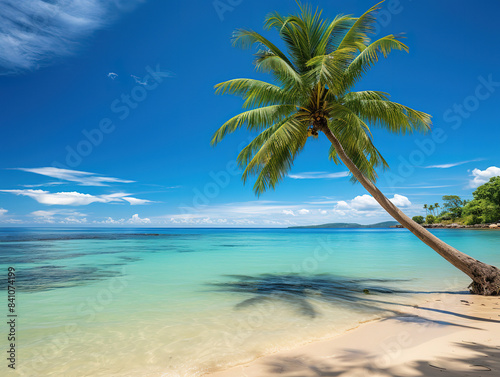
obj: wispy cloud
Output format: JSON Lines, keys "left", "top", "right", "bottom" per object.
{"left": 14, "top": 167, "right": 134, "bottom": 186}
{"left": 424, "top": 158, "right": 484, "bottom": 169}
{"left": 0, "top": 189, "right": 151, "bottom": 206}
{"left": 0, "top": 208, "right": 7, "bottom": 216}
{"left": 288, "top": 171, "right": 350, "bottom": 179}
{"left": 107, "top": 72, "right": 118, "bottom": 80}
{"left": 131, "top": 74, "right": 148, "bottom": 85}
{"left": 384, "top": 185, "right": 453, "bottom": 189}
{"left": 121, "top": 197, "right": 151, "bottom": 205}
{"left": 22, "top": 182, "right": 66, "bottom": 188}
{"left": 469, "top": 166, "right": 500, "bottom": 188}
{"left": 30, "top": 209, "right": 87, "bottom": 224}
{"left": 0, "top": 0, "right": 144, "bottom": 74}
{"left": 31, "top": 209, "right": 87, "bottom": 217}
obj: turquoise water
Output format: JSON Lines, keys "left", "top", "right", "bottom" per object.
{"left": 1, "top": 228, "right": 499, "bottom": 376}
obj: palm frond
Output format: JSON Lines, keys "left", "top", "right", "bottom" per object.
{"left": 337, "top": 1, "right": 385, "bottom": 52}
{"left": 211, "top": 105, "right": 296, "bottom": 145}
{"left": 240, "top": 117, "right": 308, "bottom": 194}
{"left": 342, "top": 35, "right": 408, "bottom": 91}
{"left": 232, "top": 29, "right": 297, "bottom": 72}
{"left": 328, "top": 116, "right": 389, "bottom": 182}
{"left": 317, "top": 14, "right": 356, "bottom": 55}
{"left": 254, "top": 52, "right": 305, "bottom": 91}
{"left": 264, "top": 6, "right": 327, "bottom": 73}
{"left": 343, "top": 93, "right": 432, "bottom": 134}
{"left": 215, "top": 79, "right": 297, "bottom": 108}
{"left": 305, "top": 47, "right": 356, "bottom": 93}
{"left": 237, "top": 117, "right": 292, "bottom": 168}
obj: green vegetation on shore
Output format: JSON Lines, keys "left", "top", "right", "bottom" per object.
{"left": 412, "top": 177, "right": 500, "bottom": 225}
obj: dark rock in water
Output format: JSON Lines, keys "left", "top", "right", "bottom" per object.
{"left": 363, "top": 289, "right": 370, "bottom": 294}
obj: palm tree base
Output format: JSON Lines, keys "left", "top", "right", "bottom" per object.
{"left": 468, "top": 263, "right": 500, "bottom": 295}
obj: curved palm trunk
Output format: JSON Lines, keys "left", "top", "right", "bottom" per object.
{"left": 320, "top": 125, "right": 500, "bottom": 295}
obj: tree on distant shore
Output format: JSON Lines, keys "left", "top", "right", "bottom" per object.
{"left": 412, "top": 216, "right": 424, "bottom": 224}
{"left": 428, "top": 204, "right": 435, "bottom": 216}
{"left": 442, "top": 195, "right": 466, "bottom": 219}
{"left": 463, "top": 177, "right": 500, "bottom": 225}
{"left": 212, "top": 2, "right": 500, "bottom": 294}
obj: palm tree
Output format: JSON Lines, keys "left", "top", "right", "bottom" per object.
{"left": 428, "top": 205, "right": 435, "bottom": 217}
{"left": 434, "top": 203, "right": 440, "bottom": 216}
{"left": 211, "top": 2, "right": 500, "bottom": 295}
{"left": 423, "top": 204, "right": 428, "bottom": 216}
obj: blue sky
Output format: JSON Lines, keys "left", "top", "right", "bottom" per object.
{"left": 0, "top": 0, "right": 499, "bottom": 227}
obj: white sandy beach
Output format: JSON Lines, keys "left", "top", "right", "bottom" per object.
{"left": 205, "top": 293, "right": 500, "bottom": 377}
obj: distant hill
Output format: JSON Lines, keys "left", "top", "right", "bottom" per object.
{"left": 288, "top": 221, "right": 399, "bottom": 229}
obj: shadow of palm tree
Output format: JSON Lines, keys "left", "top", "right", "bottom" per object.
{"left": 263, "top": 341, "right": 500, "bottom": 376}
{"left": 210, "top": 274, "right": 412, "bottom": 318}
{"left": 209, "top": 274, "right": 498, "bottom": 326}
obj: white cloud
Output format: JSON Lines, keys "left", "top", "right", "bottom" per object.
{"left": 0, "top": 218, "right": 23, "bottom": 224}
{"left": 167, "top": 215, "right": 260, "bottom": 226}
{"left": 121, "top": 197, "right": 151, "bottom": 205}
{"left": 1, "top": 189, "right": 150, "bottom": 206}
{"left": 127, "top": 214, "right": 151, "bottom": 224}
{"left": 62, "top": 217, "right": 88, "bottom": 224}
{"left": 0, "top": 208, "right": 24, "bottom": 224}
{"left": 99, "top": 192, "right": 152, "bottom": 205}
{"left": 94, "top": 214, "right": 152, "bottom": 225}
{"left": 391, "top": 194, "right": 412, "bottom": 207}
{"left": 385, "top": 185, "right": 453, "bottom": 189}
{"left": 425, "top": 158, "right": 484, "bottom": 169}
{"left": 469, "top": 166, "right": 500, "bottom": 188}
{"left": 4, "top": 189, "right": 99, "bottom": 205}
{"left": 31, "top": 209, "right": 86, "bottom": 217}
{"left": 131, "top": 74, "right": 148, "bottom": 85}
{"left": 335, "top": 194, "right": 411, "bottom": 212}
{"left": 349, "top": 195, "right": 381, "bottom": 211}
{"left": 23, "top": 182, "right": 66, "bottom": 188}
{"left": 281, "top": 208, "right": 312, "bottom": 216}
{"left": 94, "top": 217, "right": 125, "bottom": 224}
{"left": 30, "top": 209, "right": 87, "bottom": 223}
{"left": 107, "top": 72, "right": 118, "bottom": 79}
{"left": 165, "top": 201, "right": 331, "bottom": 227}
{"left": 0, "top": 0, "right": 144, "bottom": 74}
{"left": 31, "top": 210, "right": 56, "bottom": 218}
{"left": 288, "top": 171, "right": 350, "bottom": 179}
{"left": 15, "top": 167, "right": 134, "bottom": 186}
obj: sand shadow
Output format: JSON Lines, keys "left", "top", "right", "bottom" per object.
{"left": 263, "top": 341, "right": 500, "bottom": 376}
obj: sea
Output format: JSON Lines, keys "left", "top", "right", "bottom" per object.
{"left": 1, "top": 227, "right": 499, "bottom": 376}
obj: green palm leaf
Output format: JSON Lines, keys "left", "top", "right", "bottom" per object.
{"left": 342, "top": 35, "right": 409, "bottom": 91}
{"left": 211, "top": 105, "right": 296, "bottom": 146}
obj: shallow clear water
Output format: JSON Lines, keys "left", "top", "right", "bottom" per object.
{"left": 1, "top": 227, "right": 499, "bottom": 376}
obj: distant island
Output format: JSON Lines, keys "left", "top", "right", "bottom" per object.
{"left": 288, "top": 221, "right": 399, "bottom": 229}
